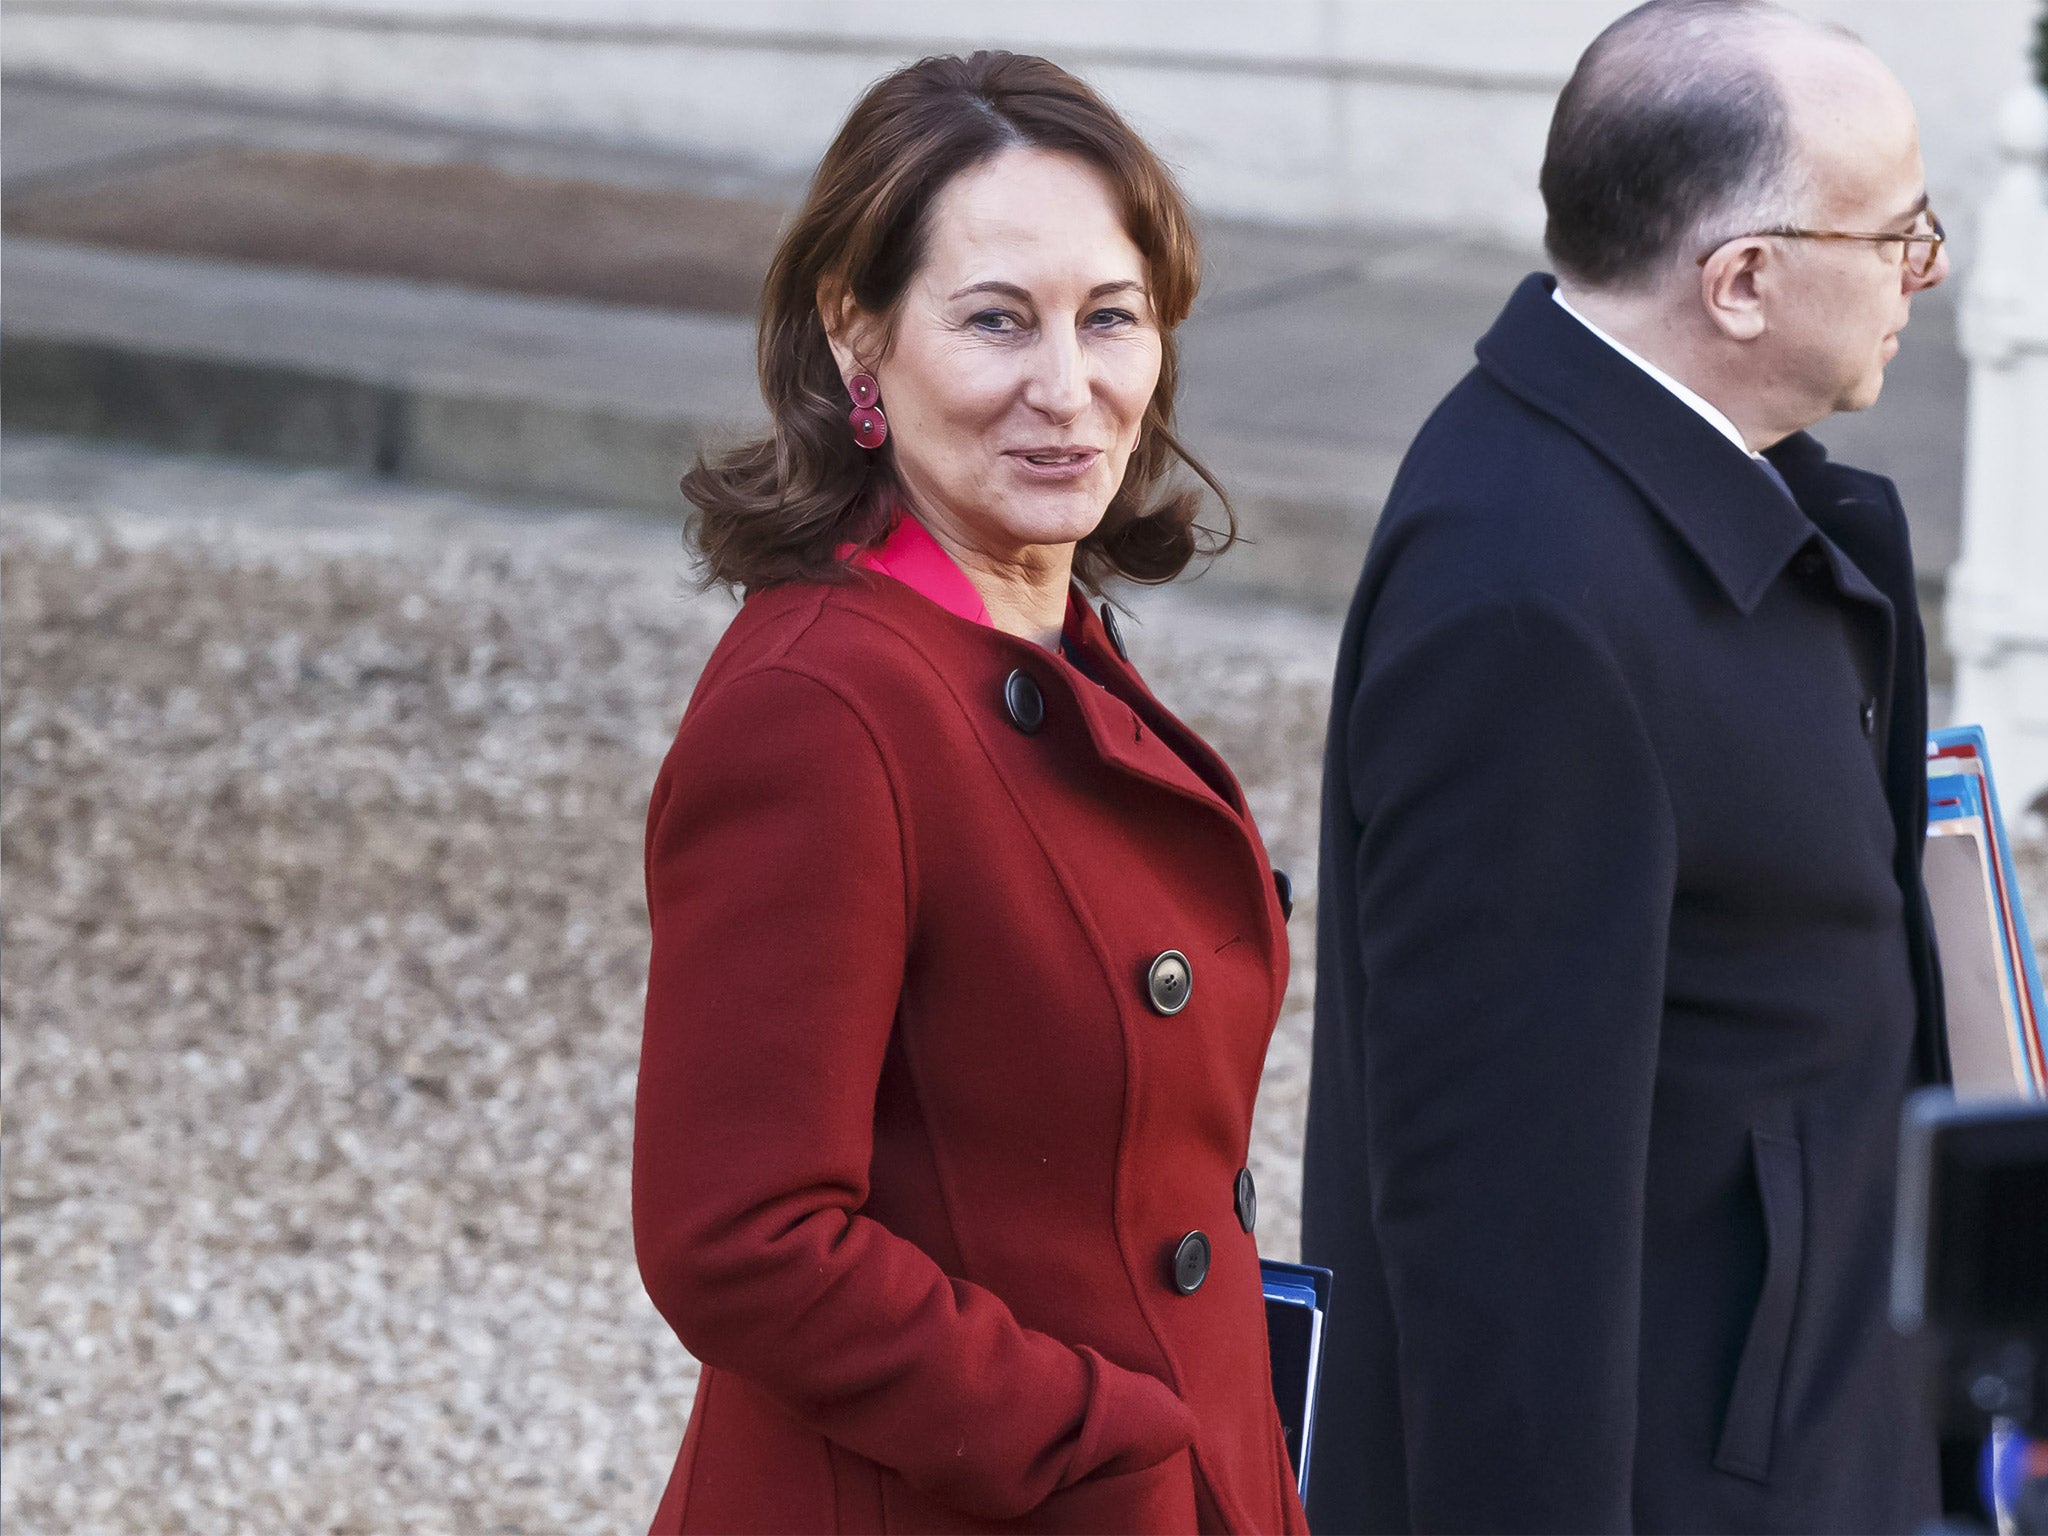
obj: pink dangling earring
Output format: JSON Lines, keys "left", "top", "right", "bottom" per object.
{"left": 847, "top": 373, "right": 888, "bottom": 449}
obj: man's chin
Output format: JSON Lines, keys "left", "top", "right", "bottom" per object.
{"left": 1835, "top": 369, "right": 1888, "bottom": 415}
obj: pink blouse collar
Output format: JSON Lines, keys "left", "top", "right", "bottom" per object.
{"left": 850, "top": 514, "right": 994, "bottom": 628}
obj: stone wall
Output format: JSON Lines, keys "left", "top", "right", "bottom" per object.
{"left": 3, "top": 0, "right": 2036, "bottom": 244}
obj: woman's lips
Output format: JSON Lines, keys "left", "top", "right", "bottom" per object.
{"left": 1005, "top": 448, "right": 1102, "bottom": 482}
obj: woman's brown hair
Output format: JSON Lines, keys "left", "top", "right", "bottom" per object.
{"left": 683, "top": 50, "right": 1232, "bottom": 594}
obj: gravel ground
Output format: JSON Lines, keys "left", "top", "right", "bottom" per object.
{"left": 0, "top": 435, "right": 1336, "bottom": 1535}
{"left": 3, "top": 434, "right": 2041, "bottom": 1534}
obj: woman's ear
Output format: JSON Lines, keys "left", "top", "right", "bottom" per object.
{"left": 816, "top": 278, "right": 875, "bottom": 387}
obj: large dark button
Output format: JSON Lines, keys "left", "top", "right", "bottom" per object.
{"left": 1099, "top": 601, "right": 1130, "bottom": 663}
{"left": 1003, "top": 669, "right": 1045, "bottom": 734}
{"left": 1792, "top": 545, "right": 1828, "bottom": 580}
{"left": 1860, "top": 696, "right": 1878, "bottom": 737}
{"left": 1171, "top": 1230, "right": 1211, "bottom": 1295}
{"left": 1272, "top": 868, "right": 1293, "bottom": 921}
{"left": 1145, "top": 950, "right": 1192, "bottom": 1015}
{"left": 1235, "top": 1168, "right": 1257, "bottom": 1233}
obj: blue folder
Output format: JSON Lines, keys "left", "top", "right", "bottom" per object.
{"left": 1925, "top": 726, "right": 2046, "bottom": 1095}
{"left": 1262, "top": 1258, "right": 1333, "bottom": 1503}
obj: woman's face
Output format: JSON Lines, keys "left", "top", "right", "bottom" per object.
{"left": 841, "top": 147, "right": 1164, "bottom": 567}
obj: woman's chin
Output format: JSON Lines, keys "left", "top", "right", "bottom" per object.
{"left": 1034, "top": 501, "right": 1117, "bottom": 550}
{"left": 980, "top": 483, "right": 1115, "bottom": 550}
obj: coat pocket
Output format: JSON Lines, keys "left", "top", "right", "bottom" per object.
{"left": 1714, "top": 1129, "right": 1805, "bottom": 1483}
{"left": 1019, "top": 1448, "right": 1200, "bottom": 1535}
{"left": 878, "top": 1448, "right": 1200, "bottom": 1535}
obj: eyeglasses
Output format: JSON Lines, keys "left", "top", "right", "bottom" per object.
{"left": 1697, "top": 207, "right": 1946, "bottom": 278}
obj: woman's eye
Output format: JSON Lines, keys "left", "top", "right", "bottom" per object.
{"left": 1088, "top": 308, "right": 1139, "bottom": 330}
{"left": 969, "top": 309, "right": 1020, "bottom": 334}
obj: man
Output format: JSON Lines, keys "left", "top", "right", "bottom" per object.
{"left": 1300, "top": 2, "right": 1952, "bottom": 1530}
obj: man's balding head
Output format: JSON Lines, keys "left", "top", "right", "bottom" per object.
{"left": 1541, "top": 0, "right": 1943, "bottom": 447}
{"left": 1541, "top": 0, "right": 1857, "bottom": 289}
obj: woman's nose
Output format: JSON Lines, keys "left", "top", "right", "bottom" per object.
{"left": 1023, "top": 331, "right": 1090, "bottom": 421}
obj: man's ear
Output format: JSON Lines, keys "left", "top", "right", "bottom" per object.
{"left": 1698, "top": 239, "right": 1771, "bottom": 342}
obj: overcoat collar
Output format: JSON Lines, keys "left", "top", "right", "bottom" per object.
{"left": 814, "top": 563, "right": 1286, "bottom": 1029}
{"left": 1475, "top": 273, "right": 1821, "bottom": 617}
{"left": 1763, "top": 429, "right": 1911, "bottom": 606}
{"left": 835, "top": 561, "right": 1251, "bottom": 822}
{"left": 1058, "top": 596, "right": 1250, "bottom": 819}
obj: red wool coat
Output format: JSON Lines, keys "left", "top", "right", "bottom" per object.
{"left": 633, "top": 563, "right": 1309, "bottom": 1535}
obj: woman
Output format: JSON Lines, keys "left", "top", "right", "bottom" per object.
{"left": 635, "top": 51, "right": 1306, "bottom": 1535}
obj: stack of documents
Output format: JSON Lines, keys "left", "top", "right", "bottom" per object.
{"left": 1262, "top": 1258, "right": 1333, "bottom": 1502}
{"left": 1924, "top": 726, "right": 2046, "bottom": 1097}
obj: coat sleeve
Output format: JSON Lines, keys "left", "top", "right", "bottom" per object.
{"left": 1341, "top": 596, "right": 1676, "bottom": 1533}
{"left": 632, "top": 663, "right": 1197, "bottom": 1520}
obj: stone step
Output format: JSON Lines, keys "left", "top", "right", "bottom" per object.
{"left": 1, "top": 235, "right": 1405, "bottom": 607}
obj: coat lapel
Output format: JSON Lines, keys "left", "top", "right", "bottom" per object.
{"left": 1475, "top": 274, "right": 1817, "bottom": 617}
{"left": 842, "top": 567, "right": 1250, "bottom": 824}
{"left": 1051, "top": 597, "right": 1251, "bottom": 822}
{"left": 1769, "top": 430, "right": 1911, "bottom": 660}
{"left": 1473, "top": 274, "right": 1914, "bottom": 738}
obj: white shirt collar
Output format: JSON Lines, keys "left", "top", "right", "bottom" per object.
{"left": 1551, "top": 288, "right": 1760, "bottom": 460}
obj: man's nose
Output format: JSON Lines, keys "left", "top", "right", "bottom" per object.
{"left": 1909, "top": 241, "right": 1950, "bottom": 292}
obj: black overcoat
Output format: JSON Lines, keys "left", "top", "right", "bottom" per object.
{"left": 1300, "top": 275, "right": 1946, "bottom": 1534}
